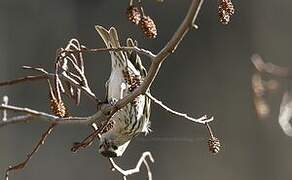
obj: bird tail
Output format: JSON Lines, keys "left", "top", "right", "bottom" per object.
{"left": 95, "top": 25, "right": 127, "bottom": 67}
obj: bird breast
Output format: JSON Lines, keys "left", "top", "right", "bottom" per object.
{"left": 108, "top": 68, "right": 127, "bottom": 102}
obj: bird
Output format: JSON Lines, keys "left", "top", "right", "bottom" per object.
{"left": 94, "top": 25, "right": 151, "bottom": 158}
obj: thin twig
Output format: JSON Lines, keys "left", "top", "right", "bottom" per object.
{"left": 22, "top": 66, "right": 99, "bottom": 103}
{"left": 0, "top": 115, "right": 33, "bottom": 127}
{"left": 0, "top": 104, "right": 90, "bottom": 127}
{"left": 5, "top": 123, "right": 57, "bottom": 180}
{"left": 71, "top": 129, "right": 100, "bottom": 152}
{"left": 109, "top": 151, "right": 154, "bottom": 180}
{"left": 0, "top": 75, "right": 48, "bottom": 86}
{"left": 205, "top": 123, "right": 214, "bottom": 138}
{"left": 146, "top": 93, "right": 213, "bottom": 124}
{"left": 62, "top": 46, "right": 156, "bottom": 60}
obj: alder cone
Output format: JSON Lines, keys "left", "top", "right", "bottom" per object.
{"left": 218, "top": 0, "right": 235, "bottom": 25}
{"left": 139, "top": 16, "right": 157, "bottom": 39}
{"left": 126, "top": 5, "right": 141, "bottom": 25}
{"left": 208, "top": 137, "right": 221, "bottom": 154}
{"left": 49, "top": 97, "right": 68, "bottom": 118}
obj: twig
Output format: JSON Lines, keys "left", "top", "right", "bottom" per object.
{"left": 205, "top": 122, "right": 214, "bottom": 138}
{"left": 22, "top": 66, "right": 99, "bottom": 103}
{"left": 0, "top": 115, "right": 33, "bottom": 127}
{"left": 0, "top": 104, "right": 90, "bottom": 127}
{"left": 146, "top": 93, "right": 213, "bottom": 124}
{"left": 0, "top": 75, "right": 48, "bottom": 86}
{"left": 109, "top": 151, "right": 154, "bottom": 180}
{"left": 71, "top": 128, "right": 100, "bottom": 152}
{"left": 5, "top": 123, "right": 57, "bottom": 180}
{"left": 62, "top": 46, "right": 156, "bottom": 60}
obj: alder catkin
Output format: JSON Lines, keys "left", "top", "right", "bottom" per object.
{"left": 208, "top": 137, "right": 221, "bottom": 154}
{"left": 126, "top": 5, "right": 142, "bottom": 25}
{"left": 218, "top": 0, "right": 235, "bottom": 25}
{"left": 139, "top": 16, "right": 157, "bottom": 39}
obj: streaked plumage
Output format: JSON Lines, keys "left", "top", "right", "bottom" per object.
{"left": 94, "top": 25, "right": 151, "bottom": 157}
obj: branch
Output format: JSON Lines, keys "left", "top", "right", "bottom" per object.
{"left": 0, "top": 75, "right": 48, "bottom": 86}
{"left": 109, "top": 151, "right": 154, "bottom": 180}
{"left": 62, "top": 46, "right": 156, "bottom": 60}
{"left": 0, "top": 114, "right": 34, "bottom": 127}
{"left": 5, "top": 123, "right": 57, "bottom": 180}
{"left": 0, "top": 104, "right": 92, "bottom": 127}
{"left": 146, "top": 93, "right": 213, "bottom": 124}
{"left": 23, "top": 66, "right": 99, "bottom": 103}
{"left": 0, "top": 70, "right": 99, "bottom": 104}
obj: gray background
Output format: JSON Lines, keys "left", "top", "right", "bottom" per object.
{"left": 0, "top": 0, "right": 292, "bottom": 180}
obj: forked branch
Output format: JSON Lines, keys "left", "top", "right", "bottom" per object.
{"left": 5, "top": 123, "right": 57, "bottom": 180}
{"left": 109, "top": 152, "right": 154, "bottom": 180}
{"left": 146, "top": 92, "right": 213, "bottom": 124}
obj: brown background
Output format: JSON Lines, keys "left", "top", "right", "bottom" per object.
{"left": 0, "top": 0, "right": 292, "bottom": 180}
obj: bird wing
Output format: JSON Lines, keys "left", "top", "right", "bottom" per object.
{"left": 126, "top": 38, "right": 151, "bottom": 134}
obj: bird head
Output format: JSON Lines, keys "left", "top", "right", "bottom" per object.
{"left": 98, "top": 122, "right": 133, "bottom": 157}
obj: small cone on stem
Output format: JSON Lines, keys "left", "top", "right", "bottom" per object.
{"left": 208, "top": 136, "right": 221, "bottom": 154}
{"left": 48, "top": 80, "right": 68, "bottom": 118}
{"left": 139, "top": 15, "right": 157, "bottom": 39}
{"left": 206, "top": 123, "right": 221, "bottom": 154}
{"left": 49, "top": 97, "right": 68, "bottom": 118}
{"left": 218, "top": 0, "right": 235, "bottom": 25}
{"left": 126, "top": 5, "right": 142, "bottom": 25}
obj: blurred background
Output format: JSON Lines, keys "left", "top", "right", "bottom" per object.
{"left": 0, "top": 0, "right": 292, "bottom": 180}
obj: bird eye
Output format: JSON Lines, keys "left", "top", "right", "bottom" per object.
{"left": 112, "top": 145, "right": 118, "bottom": 150}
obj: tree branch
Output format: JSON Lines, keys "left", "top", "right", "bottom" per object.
{"left": 0, "top": 104, "right": 92, "bottom": 127}
{"left": 0, "top": 75, "right": 48, "bottom": 86}
{"left": 109, "top": 151, "right": 154, "bottom": 180}
{"left": 146, "top": 93, "right": 213, "bottom": 124}
{"left": 5, "top": 123, "right": 57, "bottom": 180}
{"left": 62, "top": 46, "right": 156, "bottom": 60}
